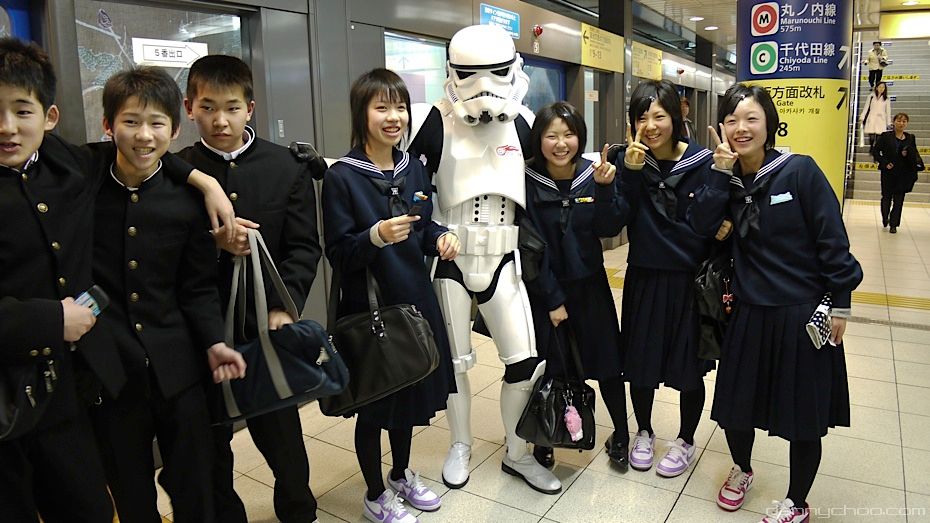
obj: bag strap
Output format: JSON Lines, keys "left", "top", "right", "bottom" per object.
{"left": 551, "top": 323, "right": 587, "bottom": 381}
{"left": 222, "top": 229, "right": 298, "bottom": 418}
{"left": 326, "top": 259, "right": 385, "bottom": 334}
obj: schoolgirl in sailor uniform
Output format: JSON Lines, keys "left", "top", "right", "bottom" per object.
{"left": 322, "top": 69, "right": 459, "bottom": 523}
{"left": 522, "top": 102, "right": 630, "bottom": 469}
{"left": 614, "top": 80, "right": 717, "bottom": 478}
{"left": 704, "top": 84, "right": 862, "bottom": 523}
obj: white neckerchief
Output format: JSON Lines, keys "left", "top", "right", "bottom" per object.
{"left": 201, "top": 126, "right": 255, "bottom": 161}
{"left": 109, "top": 160, "right": 162, "bottom": 191}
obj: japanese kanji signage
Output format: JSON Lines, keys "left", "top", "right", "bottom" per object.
{"left": 131, "top": 38, "right": 207, "bottom": 69}
{"left": 739, "top": 1, "right": 851, "bottom": 80}
{"left": 737, "top": 0, "right": 853, "bottom": 202}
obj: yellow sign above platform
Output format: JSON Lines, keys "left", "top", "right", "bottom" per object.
{"left": 632, "top": 41, "right": 662, "bottom": 80}
{"left": 580, "top": 23, "right": 623, "bottom": 73}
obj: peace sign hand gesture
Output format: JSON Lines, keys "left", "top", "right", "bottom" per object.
{"left": 709, "top": 124, "right": 739, "bottom": 172}
{"left": 623, "top": 125, "right": 649, "bottom": 171}
{"left": 593, "top": 143, "right": 617, "bottom": 185}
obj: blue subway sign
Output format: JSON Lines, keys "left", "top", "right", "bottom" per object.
{"left": 480, "top": 3, "right": 520, "bottom": 39}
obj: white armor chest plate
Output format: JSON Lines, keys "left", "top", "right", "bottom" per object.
{"left": 435, "top": 113, "right": 526, "bottom": 212}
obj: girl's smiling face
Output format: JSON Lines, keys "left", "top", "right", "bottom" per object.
{"left": 722, "top": 97, "right": 768, "bottom": 158}
{"left": 541, "top": 117, "right": 578, "bottom": 172}
{"left": 365, "top": 92, "right": 408, "bottom": 150}
{"left": 634, "top": 100, "right": 674, "bottom": 152}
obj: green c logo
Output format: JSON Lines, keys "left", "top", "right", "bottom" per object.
{"left": 751, "top": 42, "right": 778, "bottom": 75}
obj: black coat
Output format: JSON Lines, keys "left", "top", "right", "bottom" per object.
{"left": 93, "top": 165, "right": 224, "bottom": 400}
{"left": 872, "top": 131, "right": 925, "bottom": 194}
{"left": 178, "top": 133, "right": 322, "bottom": 341}
{"left": 0, "top": 136, "right": 194, "bottom": 428}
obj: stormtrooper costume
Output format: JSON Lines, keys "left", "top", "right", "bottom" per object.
{"left": 407, "top": 25, "right": 561, "bottom": 495}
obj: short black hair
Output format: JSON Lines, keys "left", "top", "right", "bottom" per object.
{"left": 187, "top": 55, "right": 253, "bottom": 102}
{"left": 103, "top": 67, "right": 182, "bottom": 134}
{"left": 628, "top": 80, "right": 683, "bottom": 145}
{"left": 349, "top": 68, "right": 410, "bottom": 149}
{"left": 717, "top": 83, "right": 780, "bottom": 150}
{"left": 893, "top": 112, "right": 909, "bottom": 122}
{"left": 873, "top": 41, "right": 882, "bottom": 45}
{"left": 528, "top": 101, "right": 587, "bottom": 170}
{"left": 0, "top": 37, "right": 56, "bottom": 111}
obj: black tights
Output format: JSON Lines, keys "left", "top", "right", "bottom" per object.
{"left": 355, "top": 419, "right": 413, "bottom": 501}
{"left": 599, "top": 376, "right": 630, "bottom": 445}
{"left": 630, "top": 382, "right": 704, "bottom": 445}
{"left": 725, "top": 429, "right": 822, "bottom": 507}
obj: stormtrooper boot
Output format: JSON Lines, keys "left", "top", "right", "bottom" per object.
{"left": 442, "top": 376, "right": 472, "bottom": 488}
{"left": 499, "top": 364, "right": 561, "bottom": 494}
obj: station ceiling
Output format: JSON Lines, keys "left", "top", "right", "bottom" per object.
{"left": 530, "top": 0, "right": 891, "bottom": 50}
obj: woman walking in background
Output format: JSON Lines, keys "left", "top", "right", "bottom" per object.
{"left": 872, "top": 112, "right": 926, "bottom": 233}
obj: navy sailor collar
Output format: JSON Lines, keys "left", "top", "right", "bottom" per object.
{"left": 336, "top": 146, "right": 410, "bottom": 180}
{"left": 642, "top": 140, "right": 712, "bottom": 176}
{"left": 526, "top": 158, "right": 595, "bottom": 194}
{"left": 729, "top": 149, "right": 796, "bottom": 190}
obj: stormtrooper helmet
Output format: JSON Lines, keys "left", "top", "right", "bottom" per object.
{"left": 444, "top": 25, "right": 530, "bottom": 125}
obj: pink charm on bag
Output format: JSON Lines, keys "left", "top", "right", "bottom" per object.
{"left": 564, "top": 405, "right": 583, "bottom": 441}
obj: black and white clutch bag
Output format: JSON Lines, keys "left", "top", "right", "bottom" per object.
{"left": 806, "top": 293, "right": 833, "bottom": 349}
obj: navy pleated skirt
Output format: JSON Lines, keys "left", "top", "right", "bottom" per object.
{"left": 710, "top": 301, "right": 851, "bottom": 441}
{"left": 533, "top": 271, "right": 623, "bottom": 381}
{"left": 620, "top": 266, "right": 713, "bottom": 391}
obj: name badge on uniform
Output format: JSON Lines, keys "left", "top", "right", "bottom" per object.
{"left": 770, "top": 192, "right": 794, "bottom": 205}
{"left": 574, "top": 197, "right": 594, "bottom": 204}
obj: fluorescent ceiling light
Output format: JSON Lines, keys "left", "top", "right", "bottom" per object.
{"left": 705, "top": 25, "right": 719, "bottom": 30}
{"left": 902, "top": 1, "right": 919, "bottom": 5}
{"left": 689, "top": 16, "right": 705, "bottom": 21}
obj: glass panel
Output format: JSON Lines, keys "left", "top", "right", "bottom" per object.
{"left": 74, "top": 0, "right": 242, "bottom": 148}
{"left": 0, "top": 7, "right": 10, "bottom": 38}
{"left": 584, "top": 69, "right": 595, "bottom": 152}
{"left": 384, "top": 32, "right": 447, "bottom": 105}
{"left": 523, "top": 63, "right": 562, "bottom": 114}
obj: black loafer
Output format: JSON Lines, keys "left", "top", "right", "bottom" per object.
{"left": 891, "top": 226, "right": 898, "bottom": 234}
{"left": 605, "top": 432, "right": 630, "bottom": 471}
{"left": 533, "top": 444, "right": 555, "bottom": 469}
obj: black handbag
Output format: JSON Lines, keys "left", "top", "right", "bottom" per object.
{"left": 318, "top": 266, "right": 440, "bottom": 417}
{"left": 0, "top": 359, "right": 58, "bottom": 441}
{"left": 516, "top": 327, "right": 596, "bottom": 450}
{"left": 694, "top": 249, "right": 735, "bottom": 360}
{"left": 518, "top": 218, "right": 547, "bottom": 283}
{"left": 215, "top": 230, "right": 349, "bottom": 424}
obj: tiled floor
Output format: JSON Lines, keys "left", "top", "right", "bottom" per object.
{"left": 156, "top": 200, "right": 930, "bottom": 522}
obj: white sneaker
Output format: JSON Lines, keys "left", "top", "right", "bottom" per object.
{"left": 656, "top": 438, "right": 696, "bottom": 477}
{"left": 363, "top": 490, "right": 417, "bottom": 523}
{"left": 761, "top": 498, "right": 810, "bottom": 523}
{"left": 387, "top": 468, "right": 441, "bottom": 512}
{"left": 442, "top": 441, "right": 471, "bottom": 488}
{"left": 629, "top": 430, "right": 656, "bottom": 471}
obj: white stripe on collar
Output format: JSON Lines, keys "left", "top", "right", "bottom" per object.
{"left": 1, "top": 151, "right": 39, "bottom": 173}
{"left": 109, "top": 160, "right": 162, "bottom": 191}
{"left": 336, "top": 150, "right": 410, "bottom": 179}
{"left": 571, "top": 163, "right": 595, "bottom": 191}
{"left": 753, "top": 153, "right": 794, "bottom": 183}
{"left": 525, "top": 166, "right": 558, "bottom": 190}
{"left": 201, "top": 126, "right": 255, "bottom": 161}
{"left": 671, "top": 148, "right": 712, "bottom": 174}
{"left": 644, "top": 155, "right": 660, "bottom": 172}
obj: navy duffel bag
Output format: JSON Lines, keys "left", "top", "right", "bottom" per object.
{"left": 214, "top": 230, "right": 349, "bottom": 424}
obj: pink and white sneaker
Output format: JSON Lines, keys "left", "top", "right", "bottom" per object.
{"left": 387, "top": 468, "right": 441, "bottom": 512}
{"left": 717, "top": 465, "right": 754, "bottom": 511}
